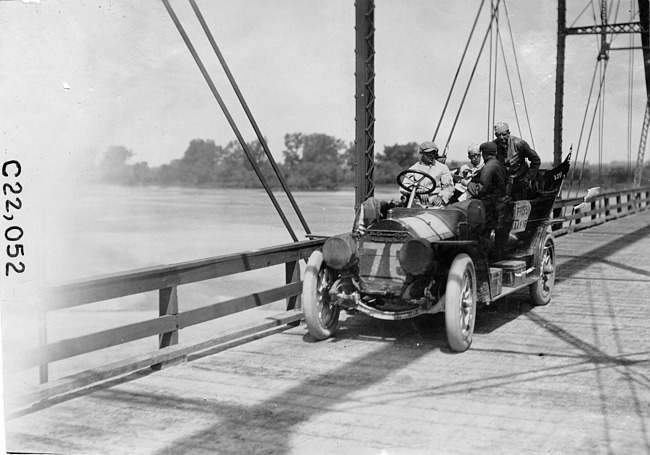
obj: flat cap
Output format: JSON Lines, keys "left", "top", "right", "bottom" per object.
{"left": 479, "top": 141, "right": 497, "bottom": 155}
{"left": 494, "top": 122, "right": 509, "bottom": 134}
{"left": 418, "top": 141, "right": 439, "bottom": 153}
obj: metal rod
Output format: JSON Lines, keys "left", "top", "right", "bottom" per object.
{"left": 608, "top": 46, "right": 650, "bottom": 50}
{"left": 432, "top": 0, "right": 487, "bottom": 142}
{"left": 443, "top": 2, "right": 501, "bottom": 149}
{"left": 188, "top": 0, "right": 311, "bottom": 235}
{"left": 161, "top": 0, "right": 299, "bottom": 242}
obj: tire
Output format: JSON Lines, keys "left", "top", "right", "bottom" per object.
{"left": 444, "top": 254, "right": 477, "bottom": 352}
{"left": 303, "top": 251, "right": 340, "bottom": 340}
{"left": 529, "top": 231, "right": 556, "bottom": 306}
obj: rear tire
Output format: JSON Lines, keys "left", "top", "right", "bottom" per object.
{"left": 529, "top": 231, "right": 556, "bottom": 306}
{"left": 444, "top": 254, "right": 477, "bottom": 352}
{"left": 303, "top": 251, "right": 340, "bottom": 340}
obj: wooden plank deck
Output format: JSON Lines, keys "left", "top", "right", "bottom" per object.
{"left": 5, "top": 211, "right": 650, "bottom": 454}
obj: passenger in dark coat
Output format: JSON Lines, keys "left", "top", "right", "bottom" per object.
{"left": 468, "top": 141, "right": 512, "bottom": 255}
{"left": 467, "top": 142, "right": 507, "bottom": 199}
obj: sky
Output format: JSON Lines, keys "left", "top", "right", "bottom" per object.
{"left": 1, "top": 0, "right": 647, "bottom": 176}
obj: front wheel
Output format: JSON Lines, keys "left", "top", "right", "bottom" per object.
{"left": 303, "top": 251, "right": 340, "bottom": 340}
{"left": 529, "top": 231, "right": 556, "bottom": 306}
{"left": 444, "top": 254, "right": 477, "bottom": 352}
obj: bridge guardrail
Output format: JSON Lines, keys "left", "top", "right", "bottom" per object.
{"left": 551, "top": 186, "right": 650, "bottom": 235}
{"left": 7, "top": 238, "right": 325, "bottom": 409}
{"left": 7, "top": 186, "right": 650, "bottom": 410}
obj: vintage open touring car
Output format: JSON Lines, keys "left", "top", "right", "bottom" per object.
{"left": 302, "top": 155, "right": 571, "bottom": 352}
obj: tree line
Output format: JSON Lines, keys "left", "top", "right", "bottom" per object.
{"left": 97, "top": 133, "right": 354, "bottom": 190}
{"left": 95, "top": 133, "right": 649, "bottom": 191}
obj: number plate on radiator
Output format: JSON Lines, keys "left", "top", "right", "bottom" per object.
{"left": 359, "top": 241, "right": 405, "bottom": 281}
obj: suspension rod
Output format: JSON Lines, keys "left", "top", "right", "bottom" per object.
{"left": 188, "top": 0, "right": 312, "bottom": 235}
{"left": 162, "top": 0, "right": 299, "bottom": 242}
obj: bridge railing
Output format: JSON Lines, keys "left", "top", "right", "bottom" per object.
{"left": 7, "top": 239, "right": 324, "bottom": 408}
{"left": 551, "top": 186, "right": 650, "bottom": 236}
{"left": 8, "top": 186, "right": 650, "bottom": 409}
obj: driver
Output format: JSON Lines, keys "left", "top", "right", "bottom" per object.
{"left": 403, "top": 141, "right": 454, "bottom": 207}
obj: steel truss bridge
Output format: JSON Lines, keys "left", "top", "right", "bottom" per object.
{"left": 5, "top": 1, "right": 650, "bottom": 453}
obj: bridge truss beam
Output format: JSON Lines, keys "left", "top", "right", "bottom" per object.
{"left": 554, "top": 0, "right": 650, "bottom": 183}
{"left": 354, "top": 0, "right": 376, "bottom": 210}
{"left": 635, "top": 0, "right": 650, "bottom": 186}
{"left": 565, "top": 21, "right": 642, "bottom": 35}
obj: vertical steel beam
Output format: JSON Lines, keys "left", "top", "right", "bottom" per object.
{"left": 599, "top": 0, "right": 609, "bottom": 60}
{"left": 639, "top": 0, "right": 650, "bottom": 92}
{"left": 553, "top": 0, "right": 566, "bottom": 167}
{"left": 354, "top": 0, "right": 376, "bottom": 210}
{"left": 634, "top": 0, "right": 650, "bottom": 186}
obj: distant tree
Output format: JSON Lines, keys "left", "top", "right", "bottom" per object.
{"left": 381, "top": 142, "right": 419, "bottom": 168}
{"left": 374, "top": 142, "right": 418, "bottom": 184}
{"left": 98, "top": 145, "right": 135, "bottom": 184}
{"left": 130, "top": 162, "right": 152, "bottom": 185}
{"left": 154, "top": 159, "right": 183, "bottom": 186}
{"left": 100, "top": 145, "right": 133, "bottom": 167}
{"left": 281, "top": 133, "right": 347, "bottom": 190}
{"left": 341, "top": 142, "right": 355, "bottom": 184}
{"left": 302, "top": 133, "right": 345, "bottom": 165}
{"left": 218, "top": 139, "right": 277, "bottom": 188}
{"left": 176, "top": 139, "right": 221, "bottom": 186}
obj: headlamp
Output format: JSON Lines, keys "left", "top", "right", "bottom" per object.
{"left": 322, "top": 233, "right": 358, "bottom": 270}
{"left": 398, "top": 238, "right": 434, "bottom": 276}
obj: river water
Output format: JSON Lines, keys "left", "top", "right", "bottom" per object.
{"left": 45, "top": 183, "right": 398, "bottom": 281}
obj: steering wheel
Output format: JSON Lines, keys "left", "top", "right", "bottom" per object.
{"left": 396, "top": 169, "right": 437, "bottom": 195}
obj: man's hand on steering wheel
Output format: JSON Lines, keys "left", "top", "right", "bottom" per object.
{"left": 429, "top": 195, "right": 444, "bottom": 207}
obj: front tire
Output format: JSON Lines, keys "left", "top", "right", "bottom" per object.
{"left": 529, "top": 231, "right": 556, "bottom": 306}
{"left": 444, "top": 254, "right": 477, "bottom": 352}
{"left": 303, "top": 251, "right": 340, "bottom": 340}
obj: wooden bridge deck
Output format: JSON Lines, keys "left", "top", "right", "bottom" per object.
{"left": 5, "top": 211, "right": 650, "bottom": 454}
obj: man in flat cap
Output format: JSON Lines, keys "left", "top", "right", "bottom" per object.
{"left": 436, "top": 145, "right": 449, "bottom": 165}
{"left": 492, "top": 122, "right": 541, "bottom": 201}
{"left": 467, "top": 142, "right": 507, "bottom": 199}
{"left": 468, "top": 141, "right": 512, "bottom": 254}
{"left": 403, "top": 141, "right": 454, "bottom": 207}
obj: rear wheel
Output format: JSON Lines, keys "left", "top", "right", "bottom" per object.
{"left": 529, "top": 231, "right": 556, "bottom": 306}
{"left": 303, "top": 251, "right": 340, "bottom": 340}
{"left": 444, "top": 254, "right": 477, "bottom": 352}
